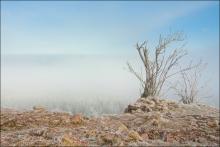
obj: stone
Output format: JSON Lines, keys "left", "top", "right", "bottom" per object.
{"left": 208, "top": 135, "right": 219, "bottom": 141}
{"left": 197, "top": 137, "right": 207, "bottom": 143}
{"left": 60, "top": 134, "right": 75, "bottom": 146}
{"left": 117, "top": 123, "right": 128, "bottom": 133}
{"left": 145, "top": 99, "right": 155, "bottom": 106}
{"left": 164, "top": 133, "right": 174, "bottom": 143}
{"left": 60, "top": 134, "right": 87, "bottom": 146}
{"left": 141, "top": 133, "right": 149, "bottom": 140}
{"left": 137, "top": 141, "right": 150, "bottom": 146}
{"left": 124, "top": 105, "right": 139, "bottom": 113}
{"left": 99, "top": 133, "right": 119, "bottom": 145}
{"left": 128, "top": 130, "right": 143, "bottom": 141}
{"left": 71, "top": 114, "right": 84, "bottom": 124}
{"left": 33, "top": 106, "right": 46, "bottom": 112}
{"left": 207, "top": 120, "right": 218, "bottom": 128}
{"left": 29, "top": 129, "right": 45, "bottom": 136}
{"left": 138, "top": 98, "right": 146, "bottom": 102}
{"left": 50, "top": 119, "right": 61, "bottom": 126}
{"left": 1, "top": 119, "right": 16, "bottom": 128}
{"left": 152, "top": 119, "right": 159, "bottom": 126}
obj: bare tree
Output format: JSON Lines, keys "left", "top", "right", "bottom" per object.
{"left": 172, "top": 61, "right": 207, "bottom": 104}
{"left": 127, "top": 32, "right": 198, "bottom": 98}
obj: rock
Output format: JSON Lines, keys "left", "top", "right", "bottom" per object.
{"left": 29, "top": 128, "right": 45, "bottom": 136}
{"left": 117, "top": 123, "right": 128, "bottom": 134}
{"left": 152, "top": 98, "right": 160, "bottom": 104}
{"left": 197, "top": 137, "right": 207, "bottom": 143}
{"left": 207, "top": 120, "right": 218, "bottom": 128}
{"left": 86, "top": 130, "right": 97, "bottom": 137}
{"left": 51, "top": 119, "right": 61, "bottom": 126}
{"left": 33, "top": 106, "right": 46, "bottom": 112}
{"left": 208, "top": 135, "right": 219, "bottom": 142}
{"left": 127, "top": 142, "right": 138, "bottom": 146}
{"left": 101, "top": 134, "right": 113, "bottom": 144}
{"left": 141, "top": 133, "right": 149, "bottom": 140}
{"left": 124, "top": 105, "right": 138, "bottom": 113}
{"left": 138, "top": 98, "right": 147, "bottom": 102}
{"left": 160, "top": 117, "right": 170, "bottom": 124}
{"left": 145, "top": 99, "right": 155, "bottom": 107}
{"left": 151, "top": 119, "right": 159, "bottom": 126}
{"left": 60, "top": 134, "right": 87, "bottom": 146}
{"left": 164, "top": 133, "right": 174, "bottom": 143}
{"left": 104, "top": 127, "right": 108, "bottom": 131}
{"left": 1, "top": 119, "right": 16, "bottom": 129}
{"left": 124, "top": 97, "right": 173, "bottom": 113}
{"left": 162, "top": 105, "right": 169, "bottom": 111}
{"left": 71, "top": 114, "right": 84, "bottom": 124}
{"left": 128, "top": 130, "right": 143, "bottom": 141}
{"left": 140, "top": 105, "right": 152, "bottom": 112}
{"left": 99, "top": 133, "right": 119, "bottom": 145}
{"left": 137, "top": 141, "right": 151, "bottom": 146}
{"left": 64, "top": 118, "right": 71, "bottom": 123}
{"left": 60, "top": 134, "right": 74, "bottom": 145}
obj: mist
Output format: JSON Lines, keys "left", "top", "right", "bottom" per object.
{"left": 1, "top": 54, "right": 140, "bottom": 115}
{"left": 1, "top": 54, "right": 218, "bottom": 115}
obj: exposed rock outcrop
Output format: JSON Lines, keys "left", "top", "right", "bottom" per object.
{"left": 124, "top": 97, "right": 178, "bottom": 113}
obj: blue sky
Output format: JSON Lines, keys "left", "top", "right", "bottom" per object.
{"left": 1, "top": 1, "right": 219, "bottom": 56}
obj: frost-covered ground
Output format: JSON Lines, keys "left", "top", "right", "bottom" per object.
{"left": 1, "top": 97, "right": 219, "bottom": 146}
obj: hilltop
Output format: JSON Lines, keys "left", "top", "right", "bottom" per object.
{"left": 1, "top": 97, "right": 219, "bottom": 146}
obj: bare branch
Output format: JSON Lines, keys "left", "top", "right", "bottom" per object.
{"left": 172, "top": 61, "right": 206, "bottom": 104}
{"left": 127, "top": 31, "right": 200, "bottom": 99}
{"left": 166, "top": 60, "right": 202, "bottom": 79}
{"left": 127, "top": 62, "right": 145, "bottom": 88}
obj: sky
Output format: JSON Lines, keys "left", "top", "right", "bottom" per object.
{"left": 1, "top": 1, "right": 219, "bottom": 56}
{"left": 1, "top": 1, "right": 219, "bottom": 110}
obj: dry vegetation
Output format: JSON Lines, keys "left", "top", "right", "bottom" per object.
{"left": 172, "top": 61, "right": 207, "bottom": 104}
{"left": 128, "top": 32, "right": 205, "bottom": 104}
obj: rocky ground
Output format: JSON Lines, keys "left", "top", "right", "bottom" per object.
{"left": 1, "top": 97, "right": 219, "bottom": 146}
